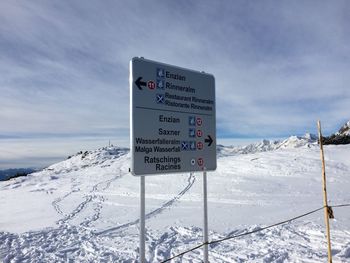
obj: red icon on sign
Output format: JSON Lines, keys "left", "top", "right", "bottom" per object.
{"left": 147, "top": 81, "right": 156, "bottom": 90}
{"left": 196, "top": 117, "right": 202, "bottom": 126}
{"left": 197, "top": 158, "right": 204, "bottom": 166}
{"left": 196, "top": 130, "right": 202, "bottom": 137}
{"left": 197, "top": 142, "right": 203, "bottom": 150}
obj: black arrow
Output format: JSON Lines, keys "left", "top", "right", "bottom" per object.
{"left": 135, "top": 77, "right": 146, "bottom": 90}
{"left": 205, "top": 135, "right": 213, "bottom": 147}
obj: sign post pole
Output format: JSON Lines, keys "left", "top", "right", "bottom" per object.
{"left": 140, "top": 175, "right": 146, "bottom": 263}
{"left": 203, "top": 168, "right": 209, "bottom": 263}
{"left": 130, "top": 58, "right": 216, "bottom": 261}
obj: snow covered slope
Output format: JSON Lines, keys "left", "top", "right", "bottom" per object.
{"left": 1, "top": 142, "right": 350, "bottom": 262}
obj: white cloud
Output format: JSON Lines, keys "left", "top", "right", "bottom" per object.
{"left": 0, "top": 0, "right": 349, "bottom": 167}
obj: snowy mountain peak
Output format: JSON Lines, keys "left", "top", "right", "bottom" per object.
{"left": 337, "top": 120, "right": 350, "bottom": 136}
{"left": 43, "top": 146, "right": 128, "bottom": 175}
{"left": 304, "top": 133, "right": 318, "bottom": 141}
{"left": 278, "top": 133, "right": 317, "bottom": 148}
{"left": 322, "top": 120, "right": 350, "bottom": 145}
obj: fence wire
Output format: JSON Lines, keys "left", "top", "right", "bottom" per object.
{"left": 161, "top": 204, "right": 350, "bottom": 263}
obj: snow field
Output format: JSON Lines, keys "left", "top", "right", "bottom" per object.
{"left": 0, "top": 142, "right": 350, "bottom": 262}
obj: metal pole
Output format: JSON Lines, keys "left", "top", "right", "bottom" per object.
{"left": 317, "top": 120, "right": 332, "bottom": 263}
{"left": 140, "top": 175, "right": 146, "bottom": 263}
{"left": 203, "top": 169, "right": 209, "bottom": 263}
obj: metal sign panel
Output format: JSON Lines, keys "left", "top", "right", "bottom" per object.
{"left": 130, "top": 57, "right": 216, "bottom": 175}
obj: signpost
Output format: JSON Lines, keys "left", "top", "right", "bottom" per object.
{"left": 130, "top": 57, "right": 216, "bottom": 262}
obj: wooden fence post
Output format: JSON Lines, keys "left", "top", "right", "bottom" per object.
{"left": 317, "top": 120, "right": 332, "bottom": 263}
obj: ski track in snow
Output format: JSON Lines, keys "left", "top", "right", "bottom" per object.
{"left": 0, "top": 169, "right": 127, "bottom": 262}
{"left": 96, "top": 172, "right": 196, "bottom": 236}
{"left": 58, "top": 170, "right": 122, "bottom": 227}
{"left": 0, "top": 157, "right": 198, "bottom": 262}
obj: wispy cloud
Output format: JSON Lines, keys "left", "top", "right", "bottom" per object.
{"left": 1, "top": 1, "right": 349, "bottom": 167}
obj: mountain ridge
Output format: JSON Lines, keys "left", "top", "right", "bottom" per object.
{"left": 322, "top": 120, "right": 350, "bottom": 145}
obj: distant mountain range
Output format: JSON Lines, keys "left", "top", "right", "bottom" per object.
{"left": 217, "top": 133, "right": 317, "bottom": 157}
{"left": 217, "top": 120, "right": 350, "bottom": 157}
{"left": 0, "top": 168, "right": 38, "bottom": 181}
{"left": 1, "top": 120, "right": 348, "bottom": 181}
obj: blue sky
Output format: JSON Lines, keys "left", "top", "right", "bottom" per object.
{"left": 1, "top": 1, "right": 349, "bottom": 168}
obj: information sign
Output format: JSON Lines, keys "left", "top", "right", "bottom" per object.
{"left": 130, "top": 58, "right": 216, "bottom": 175}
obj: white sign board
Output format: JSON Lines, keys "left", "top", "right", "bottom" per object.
{"left": 130, "top": 57, "right": 216, "bottom": 175}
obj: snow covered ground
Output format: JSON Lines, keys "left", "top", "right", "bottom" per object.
{"left": 1, "top": 138, "right": 350, "bottom": 262}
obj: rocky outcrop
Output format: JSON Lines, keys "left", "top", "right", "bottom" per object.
{"left": 322, "top": 120, "right": 350, "bottom": 145}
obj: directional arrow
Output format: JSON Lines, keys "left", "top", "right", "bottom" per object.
{"left": 204, "top": 135, "right": 213, "bottom": 147}
{"left": 135, "top": 77, "right": 146, "bottom": 90}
